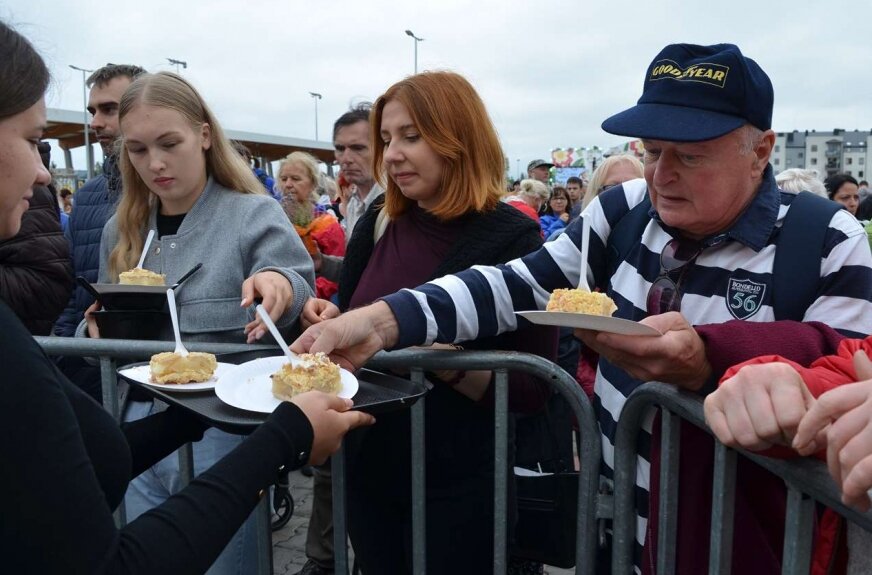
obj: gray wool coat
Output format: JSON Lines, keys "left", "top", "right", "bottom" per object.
{"left": 93, "top": 178, "right": 315, "bottom": 343}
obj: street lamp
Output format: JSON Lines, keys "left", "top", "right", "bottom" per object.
{"left": 69, "top": 64, "right": 94, "bottom": 179}
{"left": 309, "top": 92, "right": 322, "bottom": 140}
{"left": 167, "top": 58, "right": 187, "bottom": 74}
{"left": 404, "top": 29, "right": 424, "bottom": 74}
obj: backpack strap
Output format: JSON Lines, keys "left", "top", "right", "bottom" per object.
{"left": 604, "top": 195, "right": 652, "bottom": 286}
{"left": 772, "top": 191, "right": 842, "bottom": 321}
{"left": 373, "top": 207, "right": 390, "bottom": 243}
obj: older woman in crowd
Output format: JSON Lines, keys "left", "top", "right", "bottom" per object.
{"left": 279, "top": 151, "right": 345, "bottom": 299}
{"left": 582, "top": 153, "right": 644, "bottom": 209}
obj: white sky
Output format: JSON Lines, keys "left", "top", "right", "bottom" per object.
{"left": 6, "top": 0, "right": 872, "bottom": 178}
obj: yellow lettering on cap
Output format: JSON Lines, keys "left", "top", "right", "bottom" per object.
{"left": 648, "top": 59, "right": 730, "bottom": 88}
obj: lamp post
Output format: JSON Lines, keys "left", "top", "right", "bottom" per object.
{"left": 167, "top": 58, "right": 187, "bottom": 74}
{"left": 309, "top": 92, "right": 322, "bottom": 140}
{"left": 404, "top": 29, "right": 424, "bottom": 74}
{"left": 69, "top": 64, "right": 94, "bottom": 179}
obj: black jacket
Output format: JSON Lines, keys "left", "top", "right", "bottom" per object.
{"left": 0, "top": 143, "right": 74, "bottom": 335}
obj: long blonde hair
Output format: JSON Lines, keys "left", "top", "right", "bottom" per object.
{"left": 108, "top": 72, "right": 264, "bottom": 279}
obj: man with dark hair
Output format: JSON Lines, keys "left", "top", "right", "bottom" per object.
{"left": 332, "top": 102, "right": 382, "bottom": 240}
{"left": 566, "top": 175, "right": 584, "bottom": 219}
{"left": 53, "top": 63, "right": 146, "bottom": 401}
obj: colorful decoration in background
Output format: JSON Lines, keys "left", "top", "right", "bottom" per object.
{"left": 625, "top": 140, "right": 645, "bottom": 155}
{"left": 551, "top": 147, "right": 576, "bottom": 167}
{"left": 554, "top": 167, "right": 586, "bottom": 185}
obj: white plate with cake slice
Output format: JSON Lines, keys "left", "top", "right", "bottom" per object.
{"left": 515, "top": 311, "right": 661, "bottom": 336}
{"left": 118, "top": 362, "right": 236, "bottom": 392}
{"left": 215, "top": 355, "right": 359, "bottom": 414}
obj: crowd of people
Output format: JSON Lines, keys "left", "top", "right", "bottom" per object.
{"left": 4, "top": 17, "right": 872, "bottom": 575}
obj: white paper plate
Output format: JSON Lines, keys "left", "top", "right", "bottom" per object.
{"left": 215, "top": 355, "right": 359, "bottom": 413}
{"left": 515, "top": 310, "right": 661, "bottom": 336}
{"left": 118, "top": 362, "right": 236, "bottom": 392}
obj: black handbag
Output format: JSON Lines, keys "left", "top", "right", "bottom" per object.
{"left": 511, "top": 393, "right": 579, "bottom": 568}
{"left": 513, "top": 470, "right": 579, "bottom": 567}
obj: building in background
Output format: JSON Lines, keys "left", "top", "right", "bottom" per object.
{"left": 772, "top": 129, "right": 870, "bottom": 180}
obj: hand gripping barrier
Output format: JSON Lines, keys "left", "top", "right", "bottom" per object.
{"left": 34, "top": 338, "right": 600, "bottom": 575}
{"left": 611, "top": 381, "right": 872, "bottom": 575}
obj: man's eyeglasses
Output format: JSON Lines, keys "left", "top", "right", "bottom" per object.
{"left": 646, "top": 238, "right": 703, "bottom": 315}
{"left": 597, "top": 183, "right": 620, "bottom": 194}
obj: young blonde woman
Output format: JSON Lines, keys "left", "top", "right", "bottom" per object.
{"left": 86, "top": 71, "right": 317, "bottom": 575}
{"left": 0, "top": 22, "right": 372, "bottom": 575}
{"left": 278, "top": 151, "right": 345, "bottom": 299}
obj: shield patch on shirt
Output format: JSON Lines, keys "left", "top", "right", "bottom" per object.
{"left": 726, "top": 277, "right": 766, "bottom": 320}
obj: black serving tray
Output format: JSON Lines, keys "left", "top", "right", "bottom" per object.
{"left": 117, "top": 351, "right": 428, "bottom": 434}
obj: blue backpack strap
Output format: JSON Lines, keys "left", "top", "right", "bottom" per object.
{"left": 772, "top": 191, "right": 842, "bottom": 321}
{"left": 605, "top": 195, "right": 652, "bottom": 285}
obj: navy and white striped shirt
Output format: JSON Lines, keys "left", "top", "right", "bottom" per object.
{"left": 383, "top": 171, "right": 872, "bottom": 566}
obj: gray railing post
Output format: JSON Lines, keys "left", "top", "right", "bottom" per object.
{"left": 493, "top": 369, "right": 509, "bottom": 575}
{"left": 410, "top": 368, "right": 427, "bottom": 575}
{"left": 782, "top": 486, "right": 814, "bottom": 574}
{"left": 657, "top": 409, "right": 681, "bottom": 575}
{"left": 332, "top": 444, "right": 348, "bottom": 574}
{"left": 708, "top": 442, "right": 737, "bottom": 574}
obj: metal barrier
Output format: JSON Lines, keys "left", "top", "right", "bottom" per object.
{"left": 35, "top": 338, "right": 600, "bottom": 575}
{"left": 612, "top": 381, "right": 872, "bottom": 575}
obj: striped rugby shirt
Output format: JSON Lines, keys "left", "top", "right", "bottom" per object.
{"left": 383, "top": 170, "right": 872, "bottom": 567}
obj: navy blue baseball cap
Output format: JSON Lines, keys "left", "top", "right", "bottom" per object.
{"left": 601, "top": 43, "right": 774, "bottom": 142}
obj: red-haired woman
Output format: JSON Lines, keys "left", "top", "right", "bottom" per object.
{"left": 301, "top": 71, "right": 555, "bottom": 574}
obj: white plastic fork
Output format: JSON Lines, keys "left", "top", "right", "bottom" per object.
{"left": 166, "top": 288, "right": 188, "bottom": 357}
{"left": 256, "top": 304, "right": 296, "bottom": 364}
{"left": 137, "top": 230, "right": 155, "bottom": 270}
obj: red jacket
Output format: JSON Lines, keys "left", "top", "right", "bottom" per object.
{"left": 645, "top": 320, "right": 848, "bottom": 575}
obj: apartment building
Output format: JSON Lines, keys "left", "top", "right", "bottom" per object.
{"left": 772, "top": 129, "right": 871, "bottom": 181}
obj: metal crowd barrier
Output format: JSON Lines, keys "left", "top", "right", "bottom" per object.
{"left": 35, "top": 337, "right": 600, "bottom": 575}
{"left": 612, "top": 381, "right": 872, "bottom": 575}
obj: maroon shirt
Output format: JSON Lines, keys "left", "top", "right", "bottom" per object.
{"left": 350, "top": 204, "right": 462, "bottom": 309}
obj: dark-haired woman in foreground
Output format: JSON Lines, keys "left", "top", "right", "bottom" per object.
{"left": 0, "top": 21, "right": 373, "bottom": 574}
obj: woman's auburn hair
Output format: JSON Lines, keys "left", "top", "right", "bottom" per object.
{"left": 371, "top": 71, "right": 504, "bottom": 221}
{"left": 108, "top": 72, "right": 264, "bottom": 280}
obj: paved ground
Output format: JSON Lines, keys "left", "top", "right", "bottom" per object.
{"left": 271, "top": 470, "right": 574, "bottom": 574}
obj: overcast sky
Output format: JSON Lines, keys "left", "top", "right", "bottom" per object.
{"left": 6, "top": 0, "right": 872, "bottom": 177}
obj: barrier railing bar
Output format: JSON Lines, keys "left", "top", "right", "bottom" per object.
{"left": 100, "top": 356, "right": 120, "bottom": 421}
{"left": 613, "top": 396, "right": 651, "bottom": 573}
{"left": 411, "top": 368, "right": 427, "bottom": 575}
{"left": 331, "top": 445, "right": 349, "bottom": 575}
{"left": 708, "top": 442, "right": 736, "bottom": 574}
{"left": 782, "top": 487, "right": 814, "bottom": 575}
{"left": 178, "top": 443, "right": 194, "bottom": 487}
{"left": 657, "top": 409, "right": 680, "bottom": 575}
{"left": 256, "top": 498, "right": 273, "bottom": 575}
{"left": 36, "top": 340, "right": 598, "bottom": 575}
{"left": 367, "top": 348, "right": 600, "bottom": 575}
{"left": 493, "top": 369, "right": 509, "bottom": 575}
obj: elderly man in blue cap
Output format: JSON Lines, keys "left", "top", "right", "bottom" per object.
{"left": 290, "top": 43, "right": 872, "bottom": 573}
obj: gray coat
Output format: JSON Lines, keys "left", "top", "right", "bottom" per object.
{"left": 95, "top": 178, "right": 315, "bottom": 343}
